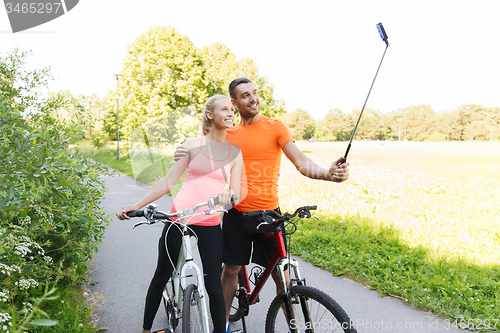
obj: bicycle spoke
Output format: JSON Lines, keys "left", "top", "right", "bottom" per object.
{"left": 265, "top": 286, "right": 357, "bottom": 333}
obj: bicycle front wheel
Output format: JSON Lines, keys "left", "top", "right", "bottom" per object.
{"left": 265, "top": 285, "right": 357, "bottom": 333}
{"left": 182, "top": 284, "right": 208, "bottom": 333}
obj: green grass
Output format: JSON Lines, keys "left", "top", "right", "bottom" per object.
{"left": 290, "top": 214, "right": 500, "bottom": 329}
{"left": 34, "top": 289, "right": 97, "bottom": 333}
{"left": 281, "top": 141, "right": 500, "bottom": 331}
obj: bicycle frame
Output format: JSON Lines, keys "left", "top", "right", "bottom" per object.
{"left": 164, "top": 219, "right": 210, "bottom": 332}
{"left": 239, "top": 228, "right": 303, "bottom": 306}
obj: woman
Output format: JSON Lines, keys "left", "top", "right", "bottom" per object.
{"left": 117, "top": 94, "right": 245, "bottom": 333}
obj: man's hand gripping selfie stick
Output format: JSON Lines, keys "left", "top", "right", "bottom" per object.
{"left": 341, "top": 22, "right": 390, "bottom": 164}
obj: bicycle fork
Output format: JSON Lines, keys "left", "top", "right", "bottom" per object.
{"left": 179, "top": 229, "right": 210, "bottom": 332}
{"left": 277, "top": 257, "right": 309, "bottom": 333}
{"left": 276, "top": 257, "right": 304, "bottom": 292}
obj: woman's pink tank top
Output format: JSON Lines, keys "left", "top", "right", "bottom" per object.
{"left": 170, "top": 138, "right": 231, "bottom": 226}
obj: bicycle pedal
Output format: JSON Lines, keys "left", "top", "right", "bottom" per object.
{"left": 231, "top": 330, "right": 244, "bottom": 333}
{"left": 152, "top": 329, "right": 172, "bottom": 333}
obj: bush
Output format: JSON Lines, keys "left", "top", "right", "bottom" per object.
{"left": 91, "top": 133, "right": 106, "bottom": 148}
{"left": 0, "top": 49, "right": 112, "bottom": 331}
{"left": 425, "top": 131, "right": 447, "bottom": 142}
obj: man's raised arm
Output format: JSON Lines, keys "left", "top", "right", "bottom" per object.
{"left": 282, "top": 142, "right": 349, "bottom": 182}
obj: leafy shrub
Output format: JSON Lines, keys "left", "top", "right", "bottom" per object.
{"left": 0, "top": 49, "right": 112, "bottom": 331}
{"left": 0, "top": 227, "right": 59, "bottom": 332}
{"left": 91, "top": 133, "right": 106, "bottom": 148}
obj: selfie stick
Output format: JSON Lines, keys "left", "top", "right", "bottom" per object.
{"left": 341, "top": 23, "right": 390, "bottom": 164}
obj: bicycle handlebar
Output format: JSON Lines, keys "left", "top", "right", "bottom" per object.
{"left": 126, "top": 194, "right": 238, "bottom": 227}
{"left": 243, "top": 205, "right": 318, "bottom": 229}
{"left": 126, "top": 210, "right": 144, "bottom": 218}
{"left": 244, "top": 205, "right": 317, "bottom": 218}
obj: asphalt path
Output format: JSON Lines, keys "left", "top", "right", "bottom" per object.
{"left": 88, "top": 172, "right": 466, "bottom": 333}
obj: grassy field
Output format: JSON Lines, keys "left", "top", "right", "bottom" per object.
{"left": 279, "top": 141, "right": 500, "bottom": 330}
{"left": 79, "top": 140, "right": 500, "bottom": 330}
{"left": 280, "top": 141, "right": 500, "bottom": 265}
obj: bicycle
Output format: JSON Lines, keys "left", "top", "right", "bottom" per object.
{"left": 228, "top": 205, "right": 358, "bottom": 333}
{"left": 126, "top": 195, "right": 238, "bottom": 333}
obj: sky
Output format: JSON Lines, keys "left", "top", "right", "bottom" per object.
{"left": 2, "top": 0, "right": 500, "bottom": 120}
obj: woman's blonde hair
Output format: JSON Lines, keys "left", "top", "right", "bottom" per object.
{"left": 200, "top": 94, "right": 230, "bottom": 136}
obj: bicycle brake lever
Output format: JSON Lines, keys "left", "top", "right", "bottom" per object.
{"left": 312, "top": 215, "right": 319, "bottom": 220}
{"left": 132, "top": 220, "right": 156, "bottom": 229}
{"left": 132, "top": 221, "right": 148, "bottom": 229}
{"left": 202, "top": 208, "right": 227, "bottom": 215}
{"left": 256, "top": 214, "right": 274, "bottom": 229}
{"left": 256, "top": 222, "right": 268, "bottom": 229}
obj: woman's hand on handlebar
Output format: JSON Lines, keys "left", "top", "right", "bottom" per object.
{"left": 217, "top": 189, "right": 235, "bottom": 207}
{"left": 116, "top": 205, "right": 140, "bottom": 220}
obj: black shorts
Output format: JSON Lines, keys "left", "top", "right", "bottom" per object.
{"left": 222, "top": 207, "right": 286, "bottom": 268}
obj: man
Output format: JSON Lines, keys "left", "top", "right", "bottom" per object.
{"left": 175, "top": 77, "right": 349, "bottom": 330}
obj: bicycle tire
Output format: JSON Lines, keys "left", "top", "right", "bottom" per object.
{"left": 229, "top": 268, "right": 246, "bottom": 322}
{"left": 265, "top": 285, "right": 357, "bottom": 333}
{"left": 162, "top": 279, "right": 179, "bottom": 331}
{"left": 182, "top": 284, "right": 206, "bottom": 333}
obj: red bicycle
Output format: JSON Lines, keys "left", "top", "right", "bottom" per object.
{"left": 228, "top": 205, "right": 358, "bottom": 333}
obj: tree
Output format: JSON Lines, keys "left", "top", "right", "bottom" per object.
{"left": 102, "top": 27, "right": 285, "bottom": 141}
{"left": 128, "top": 105, "right": 199, "bottom": 147}
{"left": 200, "top": 42, "right": 239, "bottom": 96}
{"left": 116, "top": 26, "right": 207, "bottom": 139}
{"left": 77, "top": 93, "right": 108, "bottom": 142}
{"left": 281, "top": 109, "right": 315, "bottom": 140}
{"left": 314, "top": 119, "right": 332, "bottom": 142}
{"left": 380, "top": 109, "right": 402, "bottom": 141}
{"left": 323, "top": 108, "right": 351, "bottom": 141}
{"left": 236, "top": 57, "right": 285, "bottom": 119}
{"left": 399, "top": 105, "right": 435, "bottom": 141}
{"left": 48, "top": 90, "right": 82, "bottom": 122}
{"left": 459, "top": 104, "right": 493, "bottom": 140}
{"left": 348, "top": 107, "right": 386, "bottom": 140}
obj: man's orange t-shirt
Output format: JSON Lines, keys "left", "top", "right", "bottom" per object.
{"left": 226, "top": 116, "right": 294, "bottom": 212}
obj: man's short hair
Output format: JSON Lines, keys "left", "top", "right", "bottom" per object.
{"left": 229, "top": 77, "right": 253, "bottom": 99}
